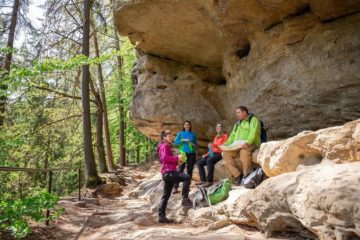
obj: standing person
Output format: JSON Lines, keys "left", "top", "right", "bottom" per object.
{"left": 158, "top": 130, "right": 193, "bottom": 224}
{"left": 173, "top": 120, "right": 197, "bottom": 194}
{"left": 196, "top": 123, "right": 228, "bottom": 187}
{"left": 222, "top": 106, "right": 261, "bottom": 185}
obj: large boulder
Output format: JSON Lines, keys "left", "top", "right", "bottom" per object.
{"left": 229, "top": 162, "right": 360, "bottom": 240}
{"left": 257, "top": 119, "right": 360, "bottom": 176}
{"left": 128, "top": 161, "right": 360, "bottom": 239}
{"left": 114, "top": 0, "right": 360, "bottom": 145}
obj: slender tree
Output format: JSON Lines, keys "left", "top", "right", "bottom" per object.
{"left": 89, "top": 75, "right": 108, "bottom": 173}
{"left": 81, "top": 0, "right": 99, "bottom": 187}
{"left": 113, "top": 30, "right": 126, "bottom": 166}
{"left": 0, "top": 0, "right": 20, "bottom": 126}
{"left": 92, "top": 21, "right": 115, "bottom": 171}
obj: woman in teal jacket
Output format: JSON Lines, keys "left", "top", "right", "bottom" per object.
{"left": 173, "top": 120, "right": 197, "bottom": 194}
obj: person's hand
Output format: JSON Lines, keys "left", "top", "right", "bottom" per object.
{"left": 178, "top": 154, "right": 184, "bottom": 162}
{"left": 183, "top": 139, "right": 190, "bottom": 142}
{"left": 202, "top": 154, "right": 206, "bottom": 158}
{"left": 208, "top": 143, "right": 212, "bottom": 148}
{"left": 241, "top": 143, "right": 249, "bottom": 149}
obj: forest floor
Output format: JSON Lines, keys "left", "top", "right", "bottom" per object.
{"left": 11, "top": 161, "right": 307, "bottom": 240}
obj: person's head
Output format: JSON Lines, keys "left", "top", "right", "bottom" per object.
{"left": 160, "top": 130, "right": 173, "bottom": 143}
{"left": 182, "top": 120, "right": 192, "bottom": 131}
{"left": 236, "top": 106, "right": 249, "bottom": 120}
{"left": 216, "top": 123, "right": 226, "bottom": 134}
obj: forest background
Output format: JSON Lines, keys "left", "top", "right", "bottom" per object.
{"left": 0, "top": 0, "right": 155, "bottom": 237}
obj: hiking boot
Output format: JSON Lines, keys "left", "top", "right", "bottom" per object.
{"left": 182, "top": 198, "right": 193, "bottom": 208}
{"left": 202, "top": 181, "right": 213, "bottom": 187}
{"left": 195, "top": 181, "right": 206, "bottom": 186}
{"left": 158, "top": 216, "right": 175, "bottom": 224}
{"left": 234, "top": 174, "right": 243, "bottom": 186}
{"left": 172, "top": 188, "right": 179, "bottom": 194}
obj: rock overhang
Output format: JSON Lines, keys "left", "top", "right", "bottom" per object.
{"left": 114, "top": 0, "right": 360, "bottom": 142}
{"left": 114, "top": 0, "right": 360, "bottom": 68}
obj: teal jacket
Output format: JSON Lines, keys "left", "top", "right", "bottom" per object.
{"left": 174, "top": 131, "right": 197, "bottom": 153}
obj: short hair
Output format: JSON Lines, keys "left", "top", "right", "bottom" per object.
{"left": 236, "top": 106, "right": 249, "bottom": 114}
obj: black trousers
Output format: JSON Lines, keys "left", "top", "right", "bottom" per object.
{"left": 173, "top": 152, "right": 196, "bottom": 189}
{"left": 158, "top": 171, "right": 190, "bottom": 217}
{"left": 197, "top": 152, "right": 222, "bottom": 183}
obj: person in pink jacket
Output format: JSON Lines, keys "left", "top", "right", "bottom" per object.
{"left": 158, "top": 130, "right": 192, "bottom": 223}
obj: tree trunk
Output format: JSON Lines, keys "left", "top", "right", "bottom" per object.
{"left": 127, "top": 148, "right": 131, "bottom": 164}
{"left": 95, "top": 103, "right": 108, "bottom": 173}
{"left": 118, "top": 102, "right": 126, "bottom": 166}
{"left": 136, "top": 145, "right": 140, "bottom": 164}
{"left": 113, "top": 30, "right": 126, "bottom": 166}
{"left": 92, "top": 23, "right": 115, "bottom": 171}
{"left": 88, "top": 72, "right": 107, "bottom": 173}
{"left": 82, "top": 0, "right": 99, "bottom": 187}
{"left": 0, "top": 0, "right": 20, "bottom": 126}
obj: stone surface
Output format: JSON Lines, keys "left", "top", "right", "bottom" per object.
{"left": 74, "top": 201, "right": 86, "bottom": 208}
{"left": 96, "top": 183, "right": 123, "bottom": 197}
{"left": 229, "top": 162, "right": 360, "bottom": 239}
{"left": 127, "top": 162, "right": 360, "bottom": 239}
{"left": 257, "top": 119, "right": 360, "bottom": 176}
{"left": 114, "top": 0, "right": 360, "bottom": 145}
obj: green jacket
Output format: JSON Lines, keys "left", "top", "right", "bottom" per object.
{"left": 226, "top": 116, "right": 261, "bottom": 148}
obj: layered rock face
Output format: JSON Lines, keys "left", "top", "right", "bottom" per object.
{"left": 114, "top": 0, "right": 360, "bottom": 142}
{"left": 257, "top": 119, "right": 360, "bottom": 176}
{"left": 229, "top": 162, "right": 360, "bottom": 239}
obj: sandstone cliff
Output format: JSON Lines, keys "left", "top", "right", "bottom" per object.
{"left": 114, "top": 0, "right": 360, "bottom": 143}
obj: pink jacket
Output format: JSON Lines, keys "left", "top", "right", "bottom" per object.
{"left": 157, "top": 141, "right": 178, "bottom": 174}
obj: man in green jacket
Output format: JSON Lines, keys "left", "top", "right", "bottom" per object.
{"left": 222, "top": 106, "right": 261, "bottom": 185}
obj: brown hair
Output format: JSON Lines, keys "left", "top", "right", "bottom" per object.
{"left": 160, "top": 130, "right": 170, "bottom": 140}
{"left": 182, "top": 120, "right": 192, "bottom": 131}
{"left": 216, "top": 122, "right": 226, "bottom": 134}
{"left": 236, "top": 106, "right": 249, "bottom": 114}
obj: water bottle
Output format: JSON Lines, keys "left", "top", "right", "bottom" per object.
{"left": 209, "top": 146, "right": 214, "bottom": 158}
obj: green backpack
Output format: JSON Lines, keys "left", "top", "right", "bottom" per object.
{"left": 192, "top": 179, "right": 232, "bottom": 208}
{"left": 207, "top": 179, "right": 232, "bottom": 205}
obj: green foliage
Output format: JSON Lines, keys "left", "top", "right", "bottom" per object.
{"left": 0, "top": 191, "right": 63, "bottom": 239}
{"left": 0, "top": 47, "right": 122, "bottom": 98}
{"left": 11, "top": 51, "right": 120, "bottom": 80}
{"left": 106, "top": 37, "right": 156, "bottom": 163}
{"left": 1, "top": 1, "right": 156, "bottom": 236}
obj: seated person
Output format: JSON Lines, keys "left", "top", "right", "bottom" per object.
{"left": 197, "top": 123, "right": 228, "bottom": 187}
{"left": 222, "top": 106, "right": 261, "bottom": 185}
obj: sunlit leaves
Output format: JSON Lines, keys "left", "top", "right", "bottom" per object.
{"left": 0, "top": 190, "right": 63, "bottom": 238}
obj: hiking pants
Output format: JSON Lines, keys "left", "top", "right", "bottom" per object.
{"left": 173, "top": 152, "right": 196, "bottom": 190}
{"left": 197, "top": 152, "right": 222, "bottom": 183}
{"left": 222, "top": 144, "right": 257, "bottom": 177}
{"left": 159, "top": 171, "right": 190, "bottom": 217}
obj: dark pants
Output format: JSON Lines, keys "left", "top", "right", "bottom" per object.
{"left": 159, "top": 171, "right": 190, "bottom": 217}
{"left": 197, "top": 152, "right": 222, "bottom": 183}
{"left": 173, "top": 152, "right": 196, "bottom": 189}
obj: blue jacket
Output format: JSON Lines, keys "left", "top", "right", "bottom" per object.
{"left": 174, "top": 131, "right": 197, "bottom": 153}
